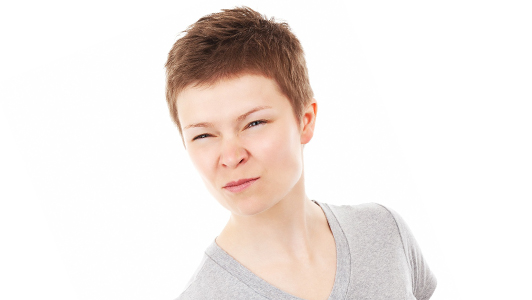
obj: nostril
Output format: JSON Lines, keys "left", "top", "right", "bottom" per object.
{"left": 220, "top": 142, "right": 248, "bottom": 168}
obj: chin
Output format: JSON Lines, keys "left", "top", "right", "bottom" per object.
{"left": 224, "top": 195, "right": 277, "bottom": 217}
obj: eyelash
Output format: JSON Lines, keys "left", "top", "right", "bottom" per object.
{"left": 191, "top": 120, "right": 268, "bottom": 141}
{"left": 246, "top": 119, "right": 267, "bottom": 128}
{"left": 192, "top": 133, "right": 211, "bottom": 141}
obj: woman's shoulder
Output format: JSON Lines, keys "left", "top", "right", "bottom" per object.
{"left": 321, "top": 202, "right": 437, "bottom": 299}
{"left": 323, "top": 202, "right": 399, "bottom": 228}
{"left": 320, "top": 202, "right": 414, "bottom": 252}
{"left": 325, "top": 202, "right": 390, "bottom": 214}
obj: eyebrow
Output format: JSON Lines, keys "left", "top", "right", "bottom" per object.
{"left": 236, "top": 105, "right": 272, "bottom": 122}
{"left": 183, "top": 106, "right": 272, "bottom": 130}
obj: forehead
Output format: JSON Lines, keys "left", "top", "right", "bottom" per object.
{"left": 177, "top": 74, "right": 292, "bottom": 125}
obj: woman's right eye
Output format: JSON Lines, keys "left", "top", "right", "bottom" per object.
{"left": 192, "top": 134, "right": 210, "bottom": 141}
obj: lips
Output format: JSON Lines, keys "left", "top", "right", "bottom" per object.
{"left": 223, "top": 177, "right": 259, "bottom": 193}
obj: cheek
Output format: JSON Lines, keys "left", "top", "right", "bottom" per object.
{"left": 253, "top": 124, "right": 302, "bottom": 170}
{"left": 187, "top": 147, "right": 216, "bottom": 180}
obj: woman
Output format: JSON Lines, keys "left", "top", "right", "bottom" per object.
{"left": 166, "top": 7, "right": 436, "bottom": 300}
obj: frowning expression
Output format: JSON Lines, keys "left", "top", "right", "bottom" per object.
{"left": 177, "top": 74, "right": 315, "bottom": 216}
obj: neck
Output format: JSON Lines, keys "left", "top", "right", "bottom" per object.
{"left": 216, "top": 178, "right": 329, "bottom": 262}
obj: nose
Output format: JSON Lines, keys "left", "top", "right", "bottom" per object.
{"left": 219, "top": 138, "right": 248, "bottom": 168}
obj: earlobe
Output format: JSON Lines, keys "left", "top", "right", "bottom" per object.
{"left": 300, "top": 99, "right": 317, "bottom": 144}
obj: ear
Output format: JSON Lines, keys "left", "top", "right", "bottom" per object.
{"left": 300, "top": 99, "right": 318, "bottom": 144}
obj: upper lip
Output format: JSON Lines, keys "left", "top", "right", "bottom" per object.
{"left": 223, "top": 177, "right": 259, "bottom": 188}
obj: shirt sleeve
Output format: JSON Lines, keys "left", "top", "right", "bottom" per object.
{"left": 381, "top": 205, "right": 437, "bottom": 300}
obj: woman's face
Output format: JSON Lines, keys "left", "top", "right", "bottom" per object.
{"left": 177, "top": 74, "right": 316, "bottom": 216}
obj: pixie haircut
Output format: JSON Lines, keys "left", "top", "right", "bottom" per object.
{"left": 165, "top": 7, "right": 314, "bottom": 134}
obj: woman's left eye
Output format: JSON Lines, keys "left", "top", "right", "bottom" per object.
{"left": 246, "top": 120, "right": 266, "bottom": 128}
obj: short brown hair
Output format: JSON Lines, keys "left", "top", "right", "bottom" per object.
{"left": 165, "top": 7, "right": 314, "bottom": 134}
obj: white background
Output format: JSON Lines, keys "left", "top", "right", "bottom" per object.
{"left": 1, "top": 1, "right": 531, "bottom": 299}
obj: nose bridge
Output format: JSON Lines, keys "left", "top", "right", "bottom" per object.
{"left": 219, "top": 135, "right": 247, "bottom": 168}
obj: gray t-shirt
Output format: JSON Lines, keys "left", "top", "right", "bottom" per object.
{"left": 177, "top": 202, "right": 437, "bottom": 299}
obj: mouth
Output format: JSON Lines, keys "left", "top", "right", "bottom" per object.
{"left": 223, "top": 177, "right": 260, "bottom": 193}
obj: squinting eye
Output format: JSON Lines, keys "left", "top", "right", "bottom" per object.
{"left": 192, "top": 134, "right": 210, "bottom": 141}
{"left": 247, "top": 120, "right": 267, "bottom": 128}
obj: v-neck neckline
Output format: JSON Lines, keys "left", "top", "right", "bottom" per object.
{"left": 205, "top": 201, "right": 351, "bottom": 300}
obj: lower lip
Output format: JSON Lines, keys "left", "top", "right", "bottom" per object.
{"left": 223, "top": 178, "right": 259, "bottom": 193}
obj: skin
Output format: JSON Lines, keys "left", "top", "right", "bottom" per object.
{"left": 177, "top": 74, "right": 336, "bottom": 300}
